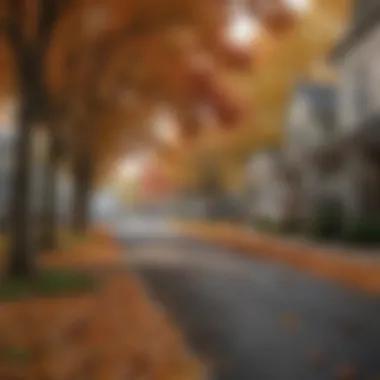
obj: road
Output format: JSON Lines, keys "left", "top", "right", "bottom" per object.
{"left": 113, "top": 217, "right": 380, "bottom": 380}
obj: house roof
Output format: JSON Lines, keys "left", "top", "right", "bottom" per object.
{"left": 294, "top": 82, "right": 336, "bottom": 111}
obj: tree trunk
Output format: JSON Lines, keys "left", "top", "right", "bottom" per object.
{"left": 7, "top": 41, "right": 46, "bottom": 278}
{"left": 5, "top": 0, "right": 59, "bottom": 278}
{"left": 39, "top": 132, "right": 61, "bottom": 251}
{"left": 7, "top": 98, "right": 36, "bottom": 278}
{"left": 71, "top": 152, "right": 93, "bottom": 235}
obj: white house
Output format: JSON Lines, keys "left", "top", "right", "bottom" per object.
{"left": 331, "top": 0, "right": 380, "bottom": 220}
{"left": 283, "top": 82, "right": 342, "bottom": 228}
{"left": 245, "top": 149, "right": 288, "bottom": 225}
{"left": 284, "top": 83, "right": 336, "bottom": 165}
{"left": 245, "top": 82, "right": 340, "bottom": 229}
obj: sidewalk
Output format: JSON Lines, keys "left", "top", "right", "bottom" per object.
{"left": 176, "top": 222, "right": 380, "bottom": 295}
{"left": 0, "top": 228, "right": 205, "bottom": 380}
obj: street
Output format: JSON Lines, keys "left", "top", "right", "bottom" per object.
{"left": 0, "top": 2, "right": 378, "bottom": 379}
{"left": 114, "top": 217, "right": 380, "bottom": 380}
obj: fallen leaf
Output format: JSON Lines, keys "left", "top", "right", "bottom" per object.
{"left": 334, "top": 363, "right": 357, "bottom": 380}
{"left": 281, "top": 312, "right": 301, "bottom": 332}
{"left": 0, "top": 236, "right": 205, "bottom": 380}
{"left": 277, "top": 274, "right": 293, "bottom": 288}
{"left": 338, "top": 319, "right": 364, "bottom": 340}
{"left": 308, "top": 349, "right": 328, "bottom": 368}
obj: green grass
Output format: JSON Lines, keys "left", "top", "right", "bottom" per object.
{"left": 252, "top": 218, "right": 282, "bottom": 233}
{"left": 0, "top": 347, "right": 29, "bottom": 364}
{"left": 0, "top": 269, "right": 99, "bottom": 302}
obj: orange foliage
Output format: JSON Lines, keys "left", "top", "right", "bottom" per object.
{"left": 0, "top": 234, "right": 204, "bottom": 380}
{"left": 248, "top": 0, "right": 298, "bottom": 35}
{"left": 262, "top": 7, "right": 297, "bottom": 35}
{"left": 220, "top": 43, "right": 254, "bottom": 70}
{"left": 0, "top": 0, "right": 300, "bottom": 179}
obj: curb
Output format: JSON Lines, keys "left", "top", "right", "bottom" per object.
{"left": 177, "top": 223, "right": 380, "bottom": 295}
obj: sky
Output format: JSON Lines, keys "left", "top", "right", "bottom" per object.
{"left": 118, "top": 152, "right": 153, "bottom": 181}
{"left": 227, "top": 0, "right": 310, "bottom": 46}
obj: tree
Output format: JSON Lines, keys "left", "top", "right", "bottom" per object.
{"left": 51, "top": 19, "right": 251, "bottom": 235}
{"left": 0, "top": 1, "right": 74, "bottom": 277}
{"left": 0, "top": 0, "right": 298, "bottom": 277}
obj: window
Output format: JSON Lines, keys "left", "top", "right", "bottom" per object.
{"left": 355, "top": 64, "right": 370, "bottom": 121}
{"left": 368, "top": 48, "right": 380, "bottom": 111}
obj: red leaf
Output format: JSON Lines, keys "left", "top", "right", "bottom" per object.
{"left": 247, "top": 0, "right": 296, "bottom": 35}
{"left": 220, "top": 43, "right": 253, "bottom": 70}
{"left": 263, "top": 8, "right": 296, "bottom": 35}
{"left": 186, "top": 55, "right": 216, "bottom": 95}
{"left": 215, "top": 97, "right": 244, "bottom": 127}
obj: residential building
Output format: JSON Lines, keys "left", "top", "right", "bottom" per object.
{"left": 331, "top": 0, "right": 380, "bottom": 220}
{"left": 246, "top": 0, "right": 380, "bottom": 234}
{"left": 245, "top": 149, "right": 288, "bottom": 225}
{"left": 283, "top": 82, "right": 342, "bottom": 229}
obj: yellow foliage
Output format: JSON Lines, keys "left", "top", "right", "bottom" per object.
{"left": 167, "top": 0, "right": 351, "bottom": 190}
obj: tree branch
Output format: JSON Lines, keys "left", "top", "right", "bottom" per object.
{"left": 85, "top": 14, "right": 192, "bottom": 100}
{"left": 39, "top": 0, "right": 60, "bottom": 49}
{"left": 2, "top": 0, "right": 24, "bottom": 57}
{"left": 0, "top": 18, "right": 12, "bottom": 37}
{"left": 60, "top": 10, "right": 190, "bottom": 120}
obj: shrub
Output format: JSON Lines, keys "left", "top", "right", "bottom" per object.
{"left": 0, "top": 269, "right": 98, "bottom": 302}
{"left": 343, "top": 217, "right": 380, "bottom": 246}
{"left": 254, "top": 217, "right": 281, "bottom": 233}
{"left": 279, "top": 219, "right": 301, "bottom": 235}
{"left": 309, "top": 200, "right": 344, "bottom": 241}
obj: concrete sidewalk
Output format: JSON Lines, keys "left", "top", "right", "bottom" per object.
{"left": 176, "top": 222, "right": 380, "bottom": 294}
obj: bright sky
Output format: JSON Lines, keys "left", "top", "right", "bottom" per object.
{"left": 118, "top": 152, "right": 153, "bottom": 181}
{"left": 227, "top": 0, "right": 310, "bottom": 45}
{"left": 152, "top": 108, "right": 179, "bottom": 145}
{"left": 287, "top": 0, "right": 310, "bottom": 13}
{"left": 228, "top": 13, "right": 260, "bottom": 45}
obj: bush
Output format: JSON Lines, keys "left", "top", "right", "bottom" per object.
{"left": 0, "top": 269, "right": 98, "bottom": 302}
{"left": 309, "top": 201, "right": 344, "bottom": 241}
{"left": 279, "top": 219, "right": 301, "bottom": 235}
{"left": 310, "top": 215, "right": 342, "bottom": 241}
{"left": 254, "top": 217, "right": 281, "bottom": 233}
{"left": 343, "top": 217, "right": 380, "bottom": 246}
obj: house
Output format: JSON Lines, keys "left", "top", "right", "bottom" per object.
{"left": 331, "top": 0, "right": 380, "bottom": 220}
{"left": 245, "top": 148, "right": 288, "bottom": 226}
{"left": 245, "top": 80, "right": 338, "bottom": 228}
{"left": 246, "top": 1, "right": 380, "bottom": 236}
{"left": 283, "top": 82, "right": 343, "bottom": 230}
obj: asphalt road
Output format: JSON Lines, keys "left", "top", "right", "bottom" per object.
{"left": 114, "top": 220, "right": 380, "bottom": 380}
